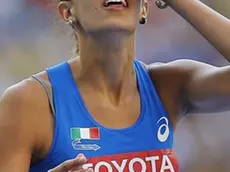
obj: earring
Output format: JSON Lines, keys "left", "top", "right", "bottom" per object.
{"left": 155, "top": 0, "right": 168, "bottom": 9}
{"left": 68, "top": 19, "right": 75, "bottom": 29}
{"left": 139, "top": 17, "right": 147, "bottom": 25}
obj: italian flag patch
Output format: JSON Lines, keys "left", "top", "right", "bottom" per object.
{"left": 71, "top": 127, "right": 100, "bottom": 140}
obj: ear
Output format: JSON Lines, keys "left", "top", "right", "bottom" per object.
{"left": 57, "top": 1, "right": 73, "bottom": 22}
{"left": 140, "top": 0, "right": 149, "bottom": 19}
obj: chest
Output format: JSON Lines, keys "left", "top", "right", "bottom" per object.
{"left": 78, "top": 87, "right": 141, "bottom": 129}
{"left": 51, "top": 108, "right": 178, "bottom": 171}
{"left": 53, "top": 129, "right": 178, "bottom": 172}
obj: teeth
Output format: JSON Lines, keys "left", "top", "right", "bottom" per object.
{"left": 104, "top": 0, "right": 127, "bottom": 7}
{"left": 121, "top": 0, "right": 127, "bottom": 6}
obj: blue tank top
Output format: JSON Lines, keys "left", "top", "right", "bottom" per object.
{"left": 30, "top": 60, "right": 178, "bottom": 172}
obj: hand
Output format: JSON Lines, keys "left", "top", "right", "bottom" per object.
{"left": 48, "top": 154, "right": 93, "bottom": 172}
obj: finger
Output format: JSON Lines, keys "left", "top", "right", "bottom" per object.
{"left": 69, "top": 165, "right": 85, "bottom": 171}
{"left": 71, "top": 168, "right": 94, "bottom": 172}
{"left": 60, "top": 156, "right": 87, "bottom": 170}
{"left": 49, "top": 154, "right": 87, "bottom": 172}
{"left": 69, "top": 169, "right": 84, "bottom": 172}
{"left": 76, "top": 153, "right": 86, "bottom": 159}
{"left": 70, "top": 154, "right": 90, "bottom": 171}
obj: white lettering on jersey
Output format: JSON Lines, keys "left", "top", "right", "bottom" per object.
{"left": 129, "top": 157, "right": 146, "bottom": 172}
{"left": 95, "top": 161, "right": 112, "bottom": 172}
{"left": 83, "top": 154, "right": 175, "bottom": 172}
{"left": 111, "top": 159, "right": 127, "bottom": 172}
{"left": 161, "top": 155, "right": 175, "bottom": 172}
{"left": 146, "top": 156, "right": 160, "bottom": 172}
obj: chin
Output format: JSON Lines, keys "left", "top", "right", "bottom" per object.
{"left": 87, "top": 20, "right": 136, "bottom": 35}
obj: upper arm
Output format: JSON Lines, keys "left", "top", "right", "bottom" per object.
{"left": 0, "top": 81, "right": 40, "bottom": 171}
{"left": 148, "top": 59, "right": 230, "bottom": 119}
{"left": 180, "top": 60, "right": 230, "bottom": 113}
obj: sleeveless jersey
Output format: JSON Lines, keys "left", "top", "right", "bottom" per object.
{"left": 30, "top": 60, "right": 179, "bottom": 172}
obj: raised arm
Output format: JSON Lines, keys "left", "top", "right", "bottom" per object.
{"left": 164, "top": 60, "right": 230, "bottom": 114}
{"left": 148, "top": 59, "right": 230, "bottom": 128}
{"left": 168, "top": 0, "right": 230, "bottom": 60}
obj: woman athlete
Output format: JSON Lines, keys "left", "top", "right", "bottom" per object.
{"left": 0, "top": 0, "right": 230, "bottom": 171}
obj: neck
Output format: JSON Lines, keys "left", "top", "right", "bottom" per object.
{"left": 75, "top": 31, "right": 137, "bottom": 100}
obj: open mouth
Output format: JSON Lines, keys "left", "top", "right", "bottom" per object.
{"left": 103, "top": 0, "right": 128, "bottom": 8}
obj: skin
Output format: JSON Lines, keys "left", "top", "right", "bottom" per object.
{"left": 0, "top": 0, "right": 230, "bottom": 171}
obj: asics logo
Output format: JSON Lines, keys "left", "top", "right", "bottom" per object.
{"left": 157, "top": 117, "right": 170, "bottom": 142}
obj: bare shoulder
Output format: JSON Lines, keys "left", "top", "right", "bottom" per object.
{"left": 1, "top": 77, "right": 45, "bottom": 123}
{"left": 0, "top": 71, "right": 52, "bottom": 145}
{"left": 0, "top": 72, "right": 53, "bottom": 170}
{"left": 1, "top": 71, "right": 51, "bottom": 113}
{"left": 148, "top": 59, "right": 216, "bottom": 72}
{"left": 147, "top": 59, "right": 215, "bottom": 82}
{"left": 145, "top": 59, "right": 214, "bottom": 125}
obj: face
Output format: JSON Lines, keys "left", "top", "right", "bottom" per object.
{"left": 58, "top": 0, "right": 149, "bottom": 34}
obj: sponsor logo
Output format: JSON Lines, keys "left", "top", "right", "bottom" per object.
{"left": 83, "top": 149, "right": 178, "bottom": 172}
{"left": 157, "top": 117, "right": 170, "bottom": 142}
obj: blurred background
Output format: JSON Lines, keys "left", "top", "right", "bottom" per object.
{"left": 0, "top": 0, "right": 230, "bottom": 171}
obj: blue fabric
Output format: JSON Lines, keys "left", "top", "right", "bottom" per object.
{"left": 30, "top": 59, "right": 174, "bottom": 172}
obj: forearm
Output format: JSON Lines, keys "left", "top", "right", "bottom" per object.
{"left": 168, "top": 0, "right": 230, "bottom": 61}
